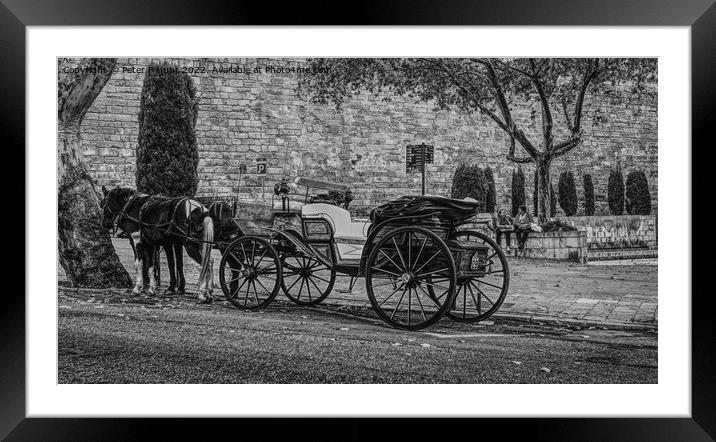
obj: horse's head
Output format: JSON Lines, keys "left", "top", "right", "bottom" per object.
{"left": 100, "top": 185, "right": 134, "bottom": 231}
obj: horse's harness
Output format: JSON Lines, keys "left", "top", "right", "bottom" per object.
{"left": 103, "top": 192, "right": 207, "bottom": 242}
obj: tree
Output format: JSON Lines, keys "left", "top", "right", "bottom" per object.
{"left": 483, "top": 166, "right": 497, "bottom": 213}
{"left": 558, "top": 171, "right": 578, "bottom": 216}
{"left": 583, "top": 174, "right": 595, "bottom": 216}
{"left": 136, "top": 64, "right": 199, "bottom": 196}
{"left": 58, "top": 58, "right": 132, "bottom": 288}
{"left": 298, "top": 58, "right": 656, "bottom": 222}
{"left": 625, "top": 170, "right": 651, "bottom": 215}
{"left": 511, "top": 167, "right": 526, "bottom": 217}
{"left": 451, "top": 163, "right": 486, "bottom": 211}
{"left": 608, "top": 166, "right": 625, "bottom": 215}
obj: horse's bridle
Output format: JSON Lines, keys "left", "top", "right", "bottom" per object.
{"left": 101, "top": 191, "right": 138, "bottom": 235}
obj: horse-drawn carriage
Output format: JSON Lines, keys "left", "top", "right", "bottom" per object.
{"left": 217, "top": 177, "right": 510, "bottom": 331}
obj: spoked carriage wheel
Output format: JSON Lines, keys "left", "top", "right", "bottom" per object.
{"left": 281, "top": 255, "right": 336, "bottom": 306}
{"left": 219, "top": 236, "right": 282, "bottom": 310}
{"left": 444, "top": 230, "right": 510, "bottom": 322}
{"left": 365, "top": 226, "right": 457, "bottom": 331}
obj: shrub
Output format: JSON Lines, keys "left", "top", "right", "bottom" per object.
{"left": 625, "top": 170, "right": 652, "bottom": 215}
{"left": 483, "top": 166, "right": 497, "bottom": 213}
{"left": 583, "top": 174, "right": 595, "bottom": 216}
{"left": 540, "top": 220, "right": 578, "bottom": 232}
{"left": 136, "top": 63, "right": 200, "bottom": 196}
{"left": 558, "top": 171, "right": 578, "bottom": 216}
{"left": 511, "top": 167, "right": 526, "bottom": 217}
{"left": 451, "top": 163, "right": 487, "bottom": 211}
{"left": 607, "top": 166, "right": 625, "bottom": 215}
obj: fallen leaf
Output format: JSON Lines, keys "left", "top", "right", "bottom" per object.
{"left": 511, "top": 361, "right": 522, "bottom": 365}
{"left": 540, "top": 367, "right": 551, "bottom": 374}
{"left": 339, "top": 327, "right": 349, "bottom": 331}
{"left": 420, "top": 343, "right": 432, "bottom": 348}
{"left": 391, "top": 343, "right": 402, "bottom": 347}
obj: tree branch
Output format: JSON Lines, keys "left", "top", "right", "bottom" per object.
{"left": 528, "top": 59, "right": 555, "bottom": 155}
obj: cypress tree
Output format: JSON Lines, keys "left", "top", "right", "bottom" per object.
{"left": 625, "top": 170, "right": 652, "bottom": 215}
{"left": 136, "top": 63, "right": 200, "bottom": 196}
{"left": 511, "top": 167, "right": 526, "bottom": 217}
{"left": 607, "top": 166, "right": 625, "bottom": 215}
{"left": 558, "top": 171, "right": 578, "bottom": 216}
{"left": 583, "top": 174, "right": 595, "bottom": 216}
{"left": 483, "top": 166, "right": 497, "bottom": 213}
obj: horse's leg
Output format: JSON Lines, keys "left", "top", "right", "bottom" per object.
{"left": 175, "top": 243, "right": 186, "bottom": 296}
{"left": 146, "top": 244, "right": 157, "bottom": 297}
{"left": 131, "top": 232, "right": 144, "bottom": 296}
{"left": 164, "top": 241, "right": 176, "bottom": 295}
{"left": 154, "top": 249, "right": 162, "bottom": 288}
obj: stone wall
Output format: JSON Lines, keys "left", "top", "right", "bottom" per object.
{"left": 78, "top": 57, "right": 658, "bottom": 216}
{"left": 556, "top": 215, "right": 657, "bottom": 250}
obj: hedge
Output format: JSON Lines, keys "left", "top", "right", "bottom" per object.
{"left": 451, "top": 163, "right": 487, "bottom": 211}
{"left": 136, "top": 63, "right": 200, "bottom": 197}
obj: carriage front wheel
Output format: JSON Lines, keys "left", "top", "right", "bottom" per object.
{"left": 281, "top": 255, "right": 336, "bottom": 306}
{"left": 219, "top": 236, "right": 282, "bottom": 310}
{"left": 365, "top": 226, "right": 457, "bottom": 331}
{"left": 445, "top": 230, "right": 510, "bottom": 322}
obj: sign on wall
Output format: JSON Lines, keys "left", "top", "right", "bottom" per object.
{"left": 406, "top": 144, "right": 434, "bottom": 173}
{"left": 257, "top": 158, "right": 267, "bottom": 174}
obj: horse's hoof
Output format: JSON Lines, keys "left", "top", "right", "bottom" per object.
{"left": 131, "top": 288, "right": 142, "bottom": 296}
{"left": 165, "top": 288, "right": 176, "bottom": 296}
{"left": 197, "top": 297, "right": 212, "bottom": 305}
{"left": 177, "top": 288, "right": 186, "bottom": 296}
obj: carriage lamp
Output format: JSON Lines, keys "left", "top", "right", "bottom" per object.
{"left": 274, "top": 181, "right": 291, "bottom": 211}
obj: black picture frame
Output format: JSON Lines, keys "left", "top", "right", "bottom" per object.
{"left": 4, "top": 0, "right": 713, "bottom": 439}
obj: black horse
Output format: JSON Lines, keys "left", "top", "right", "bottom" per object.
{"left": 101, "top": 186, "right": 162, "bottom": 293}
{"left": 101, "top": 186, "right": 215, "bottom": 301}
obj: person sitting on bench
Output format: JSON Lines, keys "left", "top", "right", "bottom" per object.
{"left": 513, "top": 205, "right": 533, "bottom": 255}
{"left": 492, "top": 208, "right": 514, "bottom": 252}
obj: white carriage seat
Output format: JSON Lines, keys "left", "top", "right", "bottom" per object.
{"left": 301, "top": 203, "right": 371, "bottom": 260}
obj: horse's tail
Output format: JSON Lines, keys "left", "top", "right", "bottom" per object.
{"left": 197, "top": 215, "right": 214, "bottom": 298}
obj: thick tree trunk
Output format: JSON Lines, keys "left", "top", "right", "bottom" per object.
{"left": 536, "top": 156, "right": 552, "bottom": 224}
{"left": 58, "top": 58, "right": 132, "bottom": 288}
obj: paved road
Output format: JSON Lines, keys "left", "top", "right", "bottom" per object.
{"left": 58, "top": 238, "right": 658, "bottom": 328}
{"left": 58, "top": 289, "right": 657, "bottom": 384}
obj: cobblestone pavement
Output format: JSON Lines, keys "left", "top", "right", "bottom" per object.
{"left": 58, "top": 238, "right": 658, "bottom": 329}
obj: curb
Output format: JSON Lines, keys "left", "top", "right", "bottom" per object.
{"left": 491, "top": 312, "right": 658, "bottom": 331}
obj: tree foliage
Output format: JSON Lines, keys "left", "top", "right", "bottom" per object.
{"left": 511, "top": 167, "right": 526, "bottom": 217}
{"left": 451, "top": 163, "right": 487, "bottom": 211}
{"left": 137, "top": 64, "right": 199, "bottom": 196}
{"left": 558, "top": 171, "right": 578, "bottom": 216}
{"left": 625, "top": 170, "right": 651, "bottom": 215}
{"left": 608, "top": 166, "right": 625, "bottom": 215}
{"left": 583, "top": 174, "right": 595, "bottom": 216}
{"left": 298, "top": 58, "right": 656, "bottom": 221}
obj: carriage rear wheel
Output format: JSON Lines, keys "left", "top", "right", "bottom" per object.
{"left": 219, "top": 236, "right": 282, "bottom": 310}
{"left": 365, "top": 226, "right": 457, "bottom": 331}
{"left": 444, "top": 230, "right": 510, "bottom": 322}
{"left": 281, "top": 255, "right": 336, "bottom": 306}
